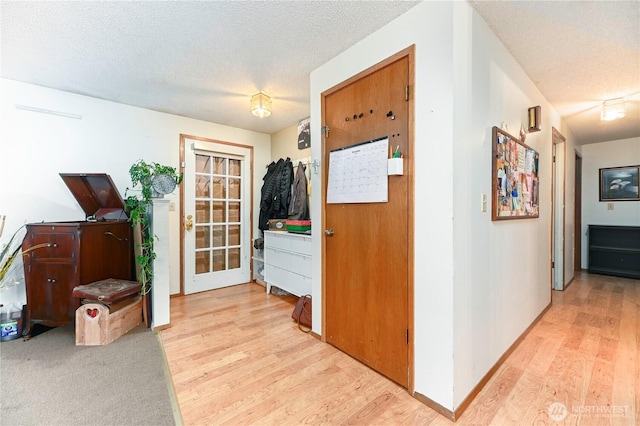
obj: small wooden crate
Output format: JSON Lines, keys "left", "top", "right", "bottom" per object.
{"left": 267, "top": 219, "right": 287, "bottom": 231}
{"left": 75, "top": 297, "right": 142, "bottom": 346}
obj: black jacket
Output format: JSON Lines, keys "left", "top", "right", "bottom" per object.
{"left": 259, "top": 158, "right": 293, "bottom": 230}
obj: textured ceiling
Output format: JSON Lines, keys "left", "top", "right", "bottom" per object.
{"left": 471, "top": 1, "right": 640, "bottom": 145}
{"left": 0, "top": 1, "right": 420, "bottom": 135}
{"left": 2, "top": 1, "right": 639, "bottom": 144}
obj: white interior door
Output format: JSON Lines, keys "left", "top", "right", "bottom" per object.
{"left": 184, "top": 139, "right": 251, "bottom": 294}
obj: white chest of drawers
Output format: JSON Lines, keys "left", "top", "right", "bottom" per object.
{"left": 263, "top": 231, "right": 312, "bottom": 297}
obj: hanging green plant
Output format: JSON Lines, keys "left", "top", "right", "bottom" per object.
{"left": 125, "top": 160, "right": 183, "bottom": 293}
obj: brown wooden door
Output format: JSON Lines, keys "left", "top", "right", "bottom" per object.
{"left": 324, "top": 56, "right": 410, "bottom": 387}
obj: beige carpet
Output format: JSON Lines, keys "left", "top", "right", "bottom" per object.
{"left": 0, "top": 323, "right": 180, "bottom": 426}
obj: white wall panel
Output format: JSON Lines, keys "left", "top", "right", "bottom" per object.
{"left": 0, "top": 78, "right": 271, "bottom": 297}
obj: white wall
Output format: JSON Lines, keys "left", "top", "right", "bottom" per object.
{"left": 271, "top": 123, "right": 310, "bottom": 162}
{"left": 451, "top": 3, "right": 559, "bottom": 407}
{"left": 580, "top": 137, "right": 640, "bottom": 267}
{"left": 311, "top": 0, "right": 568, "bottom": 411}
{"left": 0, "top": 78, "right": 271, "bottom": 297}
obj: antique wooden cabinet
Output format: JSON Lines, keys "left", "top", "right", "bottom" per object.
{"left": 22, "top": 174, "right": 133, "bottom": 331}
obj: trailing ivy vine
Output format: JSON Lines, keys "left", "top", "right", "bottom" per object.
{"left": 125, "top": 160, "right": 183, "bottom": 294}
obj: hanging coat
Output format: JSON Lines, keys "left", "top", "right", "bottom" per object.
{"left": 288, "top": 162, "right": 309, "bottom": 220}
{"left": 259, "top": 158, "right": 294, "bottom": 230}
{"left": 269, "top": 158, "right": 291, "bottom": 219}
{"left": 258, "top": 160, "right": 279, "bottom": 231}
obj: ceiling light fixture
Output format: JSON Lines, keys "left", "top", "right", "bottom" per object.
{"left": 601, "top": 97, "right": 626, "bottom": 121}
{"left": 250, "top": 92, "right": 272, "bottom": 118}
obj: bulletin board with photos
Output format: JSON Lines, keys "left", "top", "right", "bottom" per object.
{"left": 492, "top": 126, "right": 540, "bottom": 220}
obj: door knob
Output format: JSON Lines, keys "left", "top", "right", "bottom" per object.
{"left": 324, "top": 228, "right": 334, "bottom": 236}
{"left": 185, "top": 215, "right": 193, "bottom": 231}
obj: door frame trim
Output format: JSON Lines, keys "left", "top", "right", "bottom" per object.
{"left": 574, "top": 151, "right": 582, "bottom": 271}
{"left": 319, "top": 45, "right": 415, "bottom": 392}
{"left": 551, "top": 127, "right": 566, "bottom": 294}
{"left": 179, "top": 134, "right": 255, "bottom": 296}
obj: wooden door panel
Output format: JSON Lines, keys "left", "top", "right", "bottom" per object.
{"left": 27, "top": 262, "right": 77, "bottom": 323}
{"left": 325, "top": 56, "right": 409, "bottom": 386}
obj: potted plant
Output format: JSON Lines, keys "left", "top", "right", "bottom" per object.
{"left": 125, "top": 160, "right": 183, "bottom": 293}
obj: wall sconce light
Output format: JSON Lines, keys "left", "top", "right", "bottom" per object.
{"left": 528, "top": 105, "right": 541, "bottom": 132}
{"left": 601, "top": 98, "right": 626, "bottom": 121}
{"left": 250, "top": 92, "right": 272, "bottom": 118}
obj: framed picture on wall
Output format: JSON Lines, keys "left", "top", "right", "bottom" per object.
{"left": 599, "top": 166, "right": 640, "bottom": 201}
{"left": 297, "top": 117, "right": 310, "bottom": 150}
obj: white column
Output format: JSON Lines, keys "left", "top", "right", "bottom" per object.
{"left": 150, "top": 199, "right": 170, "bottom": 329}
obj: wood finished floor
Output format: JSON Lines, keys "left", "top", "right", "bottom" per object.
{"left": 159, "top": 272, "right": 639, "bottom": 425}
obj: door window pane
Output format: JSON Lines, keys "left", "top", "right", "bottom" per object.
{"left": 195, "top": 225, "right": 210, "bottom": 249}
{"left": 196, "top": 176, "right": 210, "bottom": 198}
{"left": 212, "top": 249, "right": 226, "bottom": 272}
{"left": 229, "top": 248, "right": 240, "bottom": 269}
{"left": 229, "top": 159, "right": 241, "bottom": 176}
{"left": 213, "top": 177, "right": 226, "bottom": 199}
{"left": 228, "top": 202, "right": 240, "bottom": 222}
{"left": 213, "top": 158, "right": 226, "bottom": 175}
{"left": 213, "top": 202, "right": 226, "bottom": 223}
{"left": 229, "top": 225, "right": 240, "bottom": 246}
{"left": 213, "top": 225, "right": 226, "bottom": 248}
{"left": 195, "top": 201, "right": 210, "bottom": 223}
{"left": 228, "top": 178, "right": 241, "bottom": 199}
{"left": 195, "top": 251, "right": 210, "bottom": 274}
{"left": 196, "top": 155, "right": 211, "bottom": 173}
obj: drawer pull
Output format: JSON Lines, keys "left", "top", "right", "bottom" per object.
{"left": 22, "top": 242, "right": 57, "bottom": 255}
{"left": 47, "top": 278, "right": 57, "bottom": 283}
{"left": 104, "top": 231, "right": 128, "bottom": 241}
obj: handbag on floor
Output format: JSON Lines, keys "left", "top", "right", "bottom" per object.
{"left": 291, "top": 294, "right": 312, "bottom": 333}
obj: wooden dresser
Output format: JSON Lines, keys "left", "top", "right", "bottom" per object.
{"left": 22, "top": 174, "right": 133, "bottom": 332}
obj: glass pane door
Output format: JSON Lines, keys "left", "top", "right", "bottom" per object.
{"left": 195, "top": 154, "right": 243, "bottom": 274}
{"left": 183, "top": 137, "right": 251, "bottom": 295}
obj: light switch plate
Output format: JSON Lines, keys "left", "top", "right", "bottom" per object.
{"left": 607, "top": 203, "right": 614, "bottom": 210}
{"left": 481, "top": 194, "right": 487, "bottom": 212}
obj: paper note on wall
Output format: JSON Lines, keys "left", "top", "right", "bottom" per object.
{"left": 327, "top": 137, "right": 389, "bottom": 204}
{"left": 525, "top": 149, "right": 535, "bottom": 174}
{"left": 517, "top": 144, "right": 526, "bottom": 172}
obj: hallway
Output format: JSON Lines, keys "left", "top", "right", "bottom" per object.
{"left": 159, "top": 271, "right": 638, "bottom": 425}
